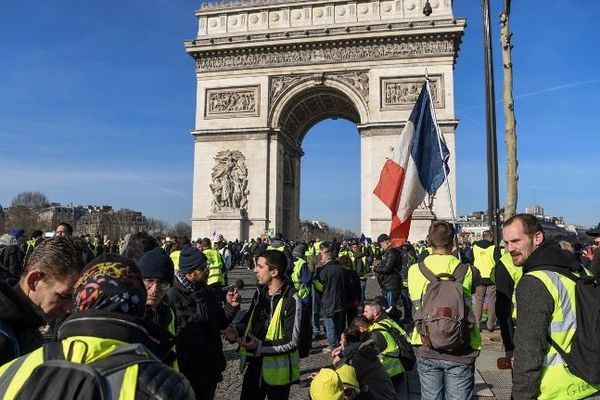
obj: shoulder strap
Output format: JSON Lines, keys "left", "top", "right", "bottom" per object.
{"left": 452, "top": 263, "right": 469, "bottom": 283}
{"left": 43, "top": 341, "right": 64, "bottom": 362}
{"left": 418, "top": 261, "right": 439, "bottom": 283}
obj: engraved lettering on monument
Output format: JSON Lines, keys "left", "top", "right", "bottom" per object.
{"left": 205, "top": 86, "right": 260, "bottom": 118}
{"left": 210, "top": 150, "right": 249, "bottom": 213}
{"left": 381, "top": 75, "right": 444, "bottom": 109}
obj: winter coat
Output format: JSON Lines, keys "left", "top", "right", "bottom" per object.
{"left": 375, "top": 246, "right": 404, "bottom": 291}
{"left": 316, "top": 260, "right": 345, "bottom": 317}
{"left": 0, "top": 281, "right": 45, "bottom": 365}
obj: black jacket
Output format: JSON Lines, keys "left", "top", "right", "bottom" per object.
{"left": 56, "top": 310, "right": 194, "bottom": 400}
{"left": 339, "top": 340, "right": 395, "bottom": 400}
{"left": 167, "top": 278, "right": 238, "bottom": 384}
{"left": 316, "top": 260, "right": 345, "bottom": 317}
{"left": 512, "top": 239, "right": 583, "bottom": 400}
{"left": 0, "top": 281, "right": 45, "bottom": 365}
{"left": 375, "top": 246, "right": 404, "bottom": 291}
{"left": 237, "top": 281, "right": 301, "bottom": 358}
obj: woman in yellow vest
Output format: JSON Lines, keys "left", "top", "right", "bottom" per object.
{"left": 237, "top": 249, "right": 301, "bottom": 399}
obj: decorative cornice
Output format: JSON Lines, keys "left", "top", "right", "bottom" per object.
{"left": 193, "top": 35, "right": 458, "bottom": 73}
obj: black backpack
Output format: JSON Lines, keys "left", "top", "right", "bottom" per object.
{"left": 11, "top": 342, "right": 160, "bottom": 400}
{"left": 372, "top": 319, "right": 416, "bottom": 371}
{"left": 544, "top": 268, "right": 600, "bottom": 384}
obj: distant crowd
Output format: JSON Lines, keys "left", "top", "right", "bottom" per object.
{"left": 0, "top": 218, "right": 599, "bottom": 400}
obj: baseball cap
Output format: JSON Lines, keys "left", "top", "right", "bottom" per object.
{"left": 376, "top": 233, "right": 390, "bottom": 244}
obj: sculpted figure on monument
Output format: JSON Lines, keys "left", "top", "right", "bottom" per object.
{"left": 210, "top": 150, "right": 249, "bottom": 212}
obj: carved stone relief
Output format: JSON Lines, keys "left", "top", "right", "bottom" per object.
{"left": 205, "top": 86, "right": 260, "bottom": 118}
{"left": 209, "top": 150, "right": 249, "bottom": 213}
{"left": 381, "top": 75, "right": 444, "bottom": 109}
{"left": 197, "top": 39, "right": 454, "bottom": 72}
{"left": 269, "top": 71, "right": 369, "bottom": 111}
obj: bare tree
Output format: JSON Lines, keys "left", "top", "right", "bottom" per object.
{"left": 171, "top": 221, "right": 192, "bottom": 240}
{"left": 10, "top": 191, "right": 49, "bottom": 209}
{"left": 501, "top": 0, "right": 518, "bottom": 219}
{"left": 146, "top": 218, "right": 170, "bottom": 237}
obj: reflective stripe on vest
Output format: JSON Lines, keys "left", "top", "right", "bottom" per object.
{"left": 370, "top": 318, "right": 405, "bottom": 377}
{"left": 519, "top": 270, "right": 600, "bottom": 399}
{"left": 0, "top": 338, "right": 142, "bottom": 400}
{"left": 239, "top": 291, "right": 300, "bottom": 385}
{"left": 291, "top": 258, "right": 310, "bottom": 299}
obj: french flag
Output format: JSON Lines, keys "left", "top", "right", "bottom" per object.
{"left": 373, "top": 82, "right": 450, "bottom": 244}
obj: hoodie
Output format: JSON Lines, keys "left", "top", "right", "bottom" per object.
{"left": 512, "top": 239, "right": 582, "bottom": 400}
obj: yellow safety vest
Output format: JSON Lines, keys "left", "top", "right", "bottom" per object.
{"left": 514, "top": 270, "right": 600, "bottom": 399}
{"left": 203, "top": 249, "right": 225, "bottom": 286}
{"left": 407, "top": 254, "right": 481, "bottom": 350}
{"left": 239, "top": 291, "right": 300, "bottom": 385}
{"left": 369, "top": 318, "right": 406, "bottom": 377}
{"left": 0, "top": 337, "right": 144, "bottom": 400}
{"left": 170, "top": 250, "right": 181, "bottom": 271}
{"left": 291, "top": 258, "right": 310, "bottom": 300}
{"left": 473, "top": 243, "right": 496, "bottom": 279}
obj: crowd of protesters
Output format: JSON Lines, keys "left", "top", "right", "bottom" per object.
{"left": 0, "top": 218, "right": 599, "bottom": 400}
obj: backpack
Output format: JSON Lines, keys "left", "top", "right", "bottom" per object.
{"left": 372, "top": 320, "right": 416, "bottom": 371}
{"left": 413, "top": 262, "right": 473, "bottom": 353}
{"left": 13, "top": 342, "right": 160, "bottom": 400}
{"left": 544, "top": 268, "right": 600, "bottom": 384}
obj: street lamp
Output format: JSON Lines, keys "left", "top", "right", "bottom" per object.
{"left": 423, "top": 0, "right": 501, "bottom": 245}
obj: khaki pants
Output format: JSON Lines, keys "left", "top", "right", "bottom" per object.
{"left": 473, "top": 284, "right": 496, "bottom": 330}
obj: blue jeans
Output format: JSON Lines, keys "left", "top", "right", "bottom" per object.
{"left": 385, "top": 290, "right": 399, "bottom": 309}
{"left": 312, "top": 290, "right": 322, "bottom": 333}
{"left": 416, "top": 356, "right": 474, "bottom": 400}
{"left": 323, "top": 312, "right": 342, "bottom": 349}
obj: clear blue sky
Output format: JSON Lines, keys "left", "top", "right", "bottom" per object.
{"left": 1, "top": 1, "right": 598, "bottom": 234}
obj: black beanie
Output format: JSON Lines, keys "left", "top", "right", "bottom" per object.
{"left": 137, "top": 248, "right": 174, "bottom": 285}
{"left": 178, "top": 245, "right": 208, "bottom": 275}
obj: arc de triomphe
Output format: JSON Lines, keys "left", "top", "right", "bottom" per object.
{"left": 185, "top": 0, "right": 465, "bottom": 241}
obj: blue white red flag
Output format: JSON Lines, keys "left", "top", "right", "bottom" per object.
{"left": 373, "top": 82, "right": 450, "bottom": 245}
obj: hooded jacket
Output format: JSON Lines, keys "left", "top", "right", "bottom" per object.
{"left": 0, "top": 281, "right": 45, "bottom": 365}
{"left": 512, "top": 239, "right": 585, "bottom": 399}
{"left": 339, "top": 340, "right": 396, "bottom": 400}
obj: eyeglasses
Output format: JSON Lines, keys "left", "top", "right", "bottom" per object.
{"left": 143, "top": 279, "right": 171, "bottom": 291}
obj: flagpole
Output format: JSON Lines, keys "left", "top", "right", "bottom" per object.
{"left": 424, "top": 75, "right": 459, "bottom": 233}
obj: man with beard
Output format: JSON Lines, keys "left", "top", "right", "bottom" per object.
{"left": 505, "top": 214, "right": 600, "bottom": 399}
{"left": 168, "top": 245, "right": 241, "bottom": 400}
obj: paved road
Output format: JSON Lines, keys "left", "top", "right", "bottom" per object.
{"left": 214, "top": 267, "right": 512, "bottom": 400}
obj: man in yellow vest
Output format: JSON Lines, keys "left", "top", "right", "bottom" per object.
{"left": 236, "top": 249, "right": 301, "bottom": 399}
{"left": 408, "top": 221, "right": 480, "bottom": 400}
{"left": 504, "top": 214, "right": 600, "bottom": 399}
{"left": 472, "top": 230, "right": 501, "bottom": 332}
{"left": 494, "top": 248, "right": 522, "bottom": 358}
{"left": 0, "top": 254, "right": 195, "bottom": 399}
{"left": 363, "top": 298, "right": 409, "bottom": 397}
{"left": 196, "top": 237, "right": 225, "bottom": 287}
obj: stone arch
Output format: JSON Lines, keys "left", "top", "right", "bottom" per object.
{"left": 186, "top": 0, "right": 465, "bottom": 241}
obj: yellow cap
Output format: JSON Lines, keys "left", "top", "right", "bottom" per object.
{"left": 310, "top": 368, "right": 344, "bottom": 400}
{"left": 335, "top": 363, "right": 360, "bottom": 390}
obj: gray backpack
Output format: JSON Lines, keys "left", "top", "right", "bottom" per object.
{"left": 414, "top": 262, "right": 474, "bottom": 353}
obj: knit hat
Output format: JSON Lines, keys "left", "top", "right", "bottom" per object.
{"left": 376, "top": 233, "right": 390, "bottom": 244}
{"left": 292, "top": 244, "right": 306, "bottom": 257}
{"left": 178, "top": 245, "right": 208, "bottom": 275}
{"left": 335, "top": 364, "right": 359, "bottom": 390}
{"left": 310, "top": 368, "right": 344, "bottom": 400}
{"left": 10, "top": 228, "right": 24, "bottom": 239}
{"left": 73, "top": 254, "right": 146, "bottom": 316}
{"left": 137, "top": 248, "right": 174, "bottom": 285}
